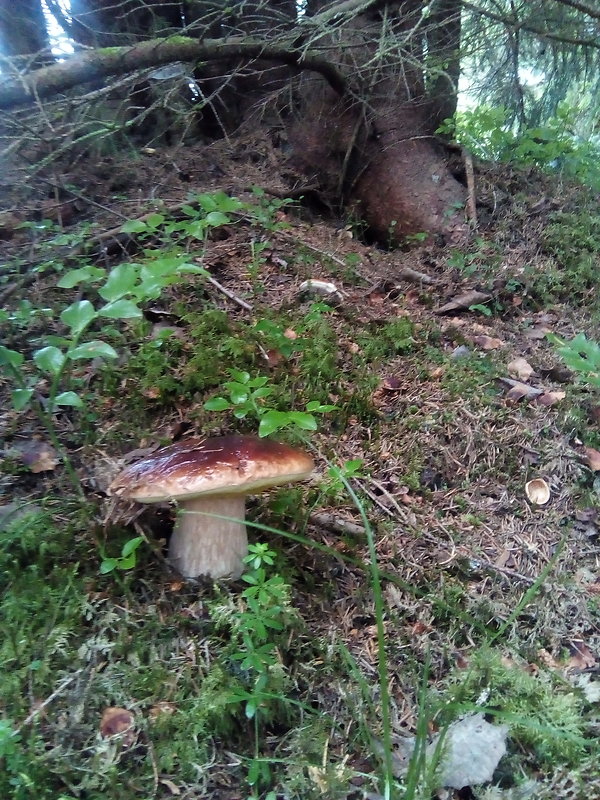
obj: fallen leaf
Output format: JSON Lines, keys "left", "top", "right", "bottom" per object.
{"left": 499, "top": 378, "right": 544, "bottom": 404}
{"left": 535, "top": 391, "right": 566, "bottom": 407}
{"left": 525, "top": 478, "right": 550, "bottom": 505}
{"left": 572, "top": 673, "right": 600, "bottom": 703}
{"left": 283, "top": 328, "right": 297, "bottom": 340}
{"left": 436, "top": 290, "right": 492, "bottom": 314}
{"left": 381, "top": 376, "right": 402, "bottom": 392}
{"left": 524, "top": 325, "right": 551, "bottom": 340}
{"left": 507, "top": 357, "right": 534, "bottom": 381}
{"left": 149, "top": 701, "right": 177, "bottom": 721}
{"left": 472, "top": 335, "right": 504, "bottom": 350}
{"left": 159, "top": 778, "right": 181, "bottom": 795}
{"left": 566, "top": 640, "right": 597, "bottom": 672}
{"left": 12, "top": 440, "right": 59, "bottom": 473}
{"left": 375, "top": 713, "right": 508, "bottom": 788}
{"left": 99, "top": 707, "right": 136, "bottom": 746}
{"left": 583, "top": 447, "right": 600, "bottom": 471}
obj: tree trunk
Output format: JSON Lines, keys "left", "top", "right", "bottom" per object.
{"left": 426, "top": 0, "right": 462, "bottom": 133}
{"left": 288, "top": 0, "right": 466, "bottom": 242}
{"left": 0, "top": 0, "right": 52, "bottom": 66}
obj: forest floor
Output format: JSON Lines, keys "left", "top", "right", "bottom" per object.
{"left": 1, "top": 135, "right": 600, "bottom": 800}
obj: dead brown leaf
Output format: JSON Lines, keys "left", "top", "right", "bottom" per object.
{"left": 535, "top": 390, "right": 566, "bottom": 407}
{"left": 524, "top": 325, "right": 551, "bottom": 340}
{"left": 507, "top": 357, "right": 534, "bottom": 381}
{"left": 12, "top": 439, "right": 59, "bottom": 473}
{"left": 99, "top": 707, "right": 136, "bottom": 746}
{"left": 472, "top": 335, "right": 505, "bottom": 350}
{"left": 566, "top": 640, "right": 597, "bottom": 672}
{"left": 435, "top": 290, "right": 492, "bottom": 315}
{"left": 584, "top": 447, "right": 600, "bottom": 471}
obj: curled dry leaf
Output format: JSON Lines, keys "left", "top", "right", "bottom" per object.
{"left": 507, "top": 357, "right": 534, "bottom": 382}
{"left": 535, "top": 391, "right": 566, "bottom": 407}
{"left": 583, "top": 446, "right": 600, "bottom": 472}
{"left": 525, "top": 478, "right": 550, "bottom": 506}
{"left": 472, "top": 335, "right": 505, "bottom": 350}
{"left": 12, "top": 440, "right": 59, "bottom": 473}
{"left": 499, "top": 378, "right": 543, "bottom": 404}
{"left": 100, "top": 706, "right": 136, "bottom": 746}
{"left": 435, "top": 290, "right": 492, "bottom": 315}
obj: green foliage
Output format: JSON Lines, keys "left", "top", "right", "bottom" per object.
{"left": 99, "top": 536, "right": 144, "bottom": 574}
{"left": 551, "top": 332, "right": 600, "bottom": 389}
{"left": 204, "top": 368, "right": 336, "bottom": 437}
{"left": 209, "top": 543, "right": 298, "bottom": 796}
{"left": 442, "top": 649, "right": 591, "bottom": 768}
{"left": 440, "top": 104, "right": 600, "bottom": 189}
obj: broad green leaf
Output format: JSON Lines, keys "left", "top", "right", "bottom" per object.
{"left": 12, "top": 388, "right": 33, "bottom": 410}
{"left": 252, "top": 387, "right": 273, "bottom": 400}
{"left": 229, "top": 370, "right": 250, "bottom": 384}
{"left": 0, "top": 346, "right": 24, "bottom": 368}
{"left": 205, "top": 211, "right": 230, "bottom": 227}
{"left": 121, "top": 536, "right": 143, "bottom": 558}
{"left": 60, "top": 300, "right": 96, "bottom": 335}
{"left": 145, "top": 213, "right": 165, "bottom": 229}
{"left": 305, "top": 401, "right": 337, "bottom": 412}
{"left": 229, "top": 384, "right": 249, "bottom": 404}
{"left": 176, "top": 263, "right": 209, "bottom": 276}
{"left": 98, "top": 299, "right": 143, "bottom": 319}
{"left": 118, "top": 553, "right": 137, "bottom": 570}
{"left": 258, "top": 410, "right": 288, "bottom": 437}
{"left": 33, "top": 346, "right": 65, "bottom": 375}
{"left": 99, "top": 558, "right": 118, "bottom": 574}
{"left": 197, "top": 193, "right": 218, "bottom": 212}
{"left": 53, "top": 391, "right": 84, "bottom": 407}
{"left": 99, "top": 263, "right": 139, "bottom": 301}
{"left": 121, "top": 219, "right": 148, "bottom": 233}
{"left": 204, "top": 397, "right": 231, "bottom": 411}
{"left": 57, "top": 265, "right": 105, "bottom": 288}
{"left": 69, "top": 340, "right": 118, "bottom": 360}
{"left": 288, "top": 411, "right": 317, "bottom": 431}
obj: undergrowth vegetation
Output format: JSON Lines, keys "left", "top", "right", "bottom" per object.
{"left": 1, "top": 164, "right": 600, "bottom": 800}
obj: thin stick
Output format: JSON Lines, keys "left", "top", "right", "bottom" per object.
{"left": 464, "top": 149, "right": 478, "bottom": 226}
{"left": 309, "top": 511, "right": 366, "bottom": 536}
{"left": 206, "top": 275, "right": 253, "bottom": 311}
{"left": 15, "top": 672, "right": 80, "bottom": 733}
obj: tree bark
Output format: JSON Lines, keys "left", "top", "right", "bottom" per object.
{"left": 0, "top": 36, "right": 346, "bottom": 110}
{"left": 0, "top": 0, "right": 53, "bottom": 65}
{"left": 426, "top": 0, "right": 462, "bottom": 133}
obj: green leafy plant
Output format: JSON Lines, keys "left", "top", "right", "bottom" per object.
{"left": 551, "top": 332, "right": 600, "bottom": 388}
{"left": 211, "top": 543, "right": 295, "bottom": 797}
{"left": 100, "top": 536, "right": 144, "bottom": 574}
{"left": 439, "top": 103, "right": 600, "bottom": 189}
{"left": 204, "top": 369, "right": 335, "bottom": 437}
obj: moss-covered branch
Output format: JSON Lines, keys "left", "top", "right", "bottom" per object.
{"left": 0, "top": 35, "right": 346, "bottom": 110}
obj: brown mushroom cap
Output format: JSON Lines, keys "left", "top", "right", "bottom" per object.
{"left": 109, "top": 435, "right": 315, "bottom": 502}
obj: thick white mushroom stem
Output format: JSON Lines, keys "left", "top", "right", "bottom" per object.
{"left": 168, "top": 495, "right": 248, "bottom": 579}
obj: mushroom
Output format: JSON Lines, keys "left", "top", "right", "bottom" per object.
{"left": 108, "top": 435, "right": 314, "bottom": 579}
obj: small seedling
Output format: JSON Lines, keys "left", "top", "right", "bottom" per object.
{"left": 99, "top": 536, "right": 144, "bottom": 574}
{"left": 550, "top": 332, "right": 600, "bottom": 389}
{"left": 204, "top": 369, "right": 336, "bottom": 436}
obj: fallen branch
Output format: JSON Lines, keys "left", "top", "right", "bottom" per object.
{"left": 0, "top": 36, "right": 346, "bottom": 110}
